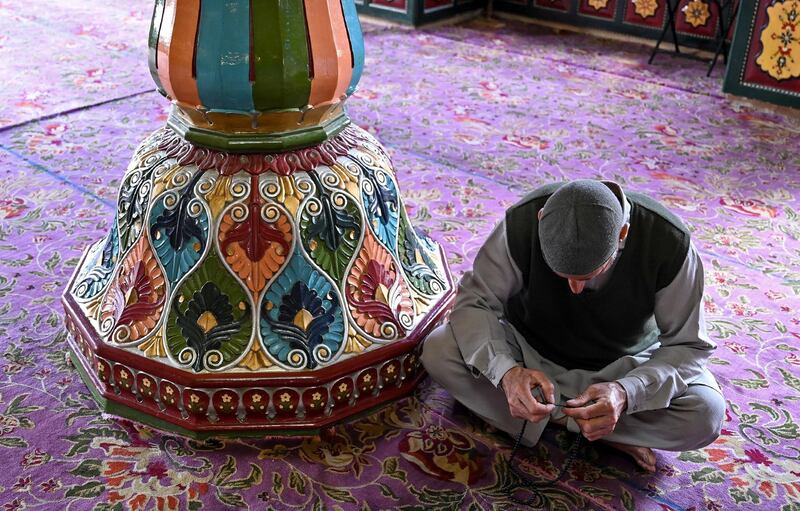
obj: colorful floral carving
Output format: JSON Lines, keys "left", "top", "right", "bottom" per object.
{"left": 589, "top": 0, "right": 610, "bottom": 10}
{"left": 149, "top": 172, "right": 210, "bottom": 285}
{"left": 300, "top": 170, "right": 362, "bottom": 283}
{"left": 166, "top": 253, "right": 253, "bottom": 372}
{"left": 99, "top": 239, "right": 166, "bottom": 343}
{"left": 756, "top": 0, "right": 800, "bottom": 80}
{"left": 260, "top": 249, "right": 345, "bottom": 369}
{"left": 73, "top": 227, "right": 118, "bottom": 301}
{"left": 346, "top": 235, "right": 414, "bottom": 340}
{"left": 219, "top": 176, "right": 292, "bottom": 293}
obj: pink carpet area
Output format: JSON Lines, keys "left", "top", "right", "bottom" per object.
{"left": 2, "top": 1, "right": 800, "bottom": 509}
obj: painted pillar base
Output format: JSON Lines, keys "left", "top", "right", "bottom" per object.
{"left": 62, "top": 123, "right": 453, "bottom": 437}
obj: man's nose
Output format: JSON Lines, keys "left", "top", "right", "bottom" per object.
{"left": 568, "top": 279, "right": 585, "bottom": 294}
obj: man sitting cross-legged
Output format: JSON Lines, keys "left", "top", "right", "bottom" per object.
{"left": 421, "top": 179, "right": 725, "bottom": 472}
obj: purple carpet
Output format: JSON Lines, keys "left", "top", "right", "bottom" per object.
{"left": 2, "top": 1, "right": 800, "bottom": 509}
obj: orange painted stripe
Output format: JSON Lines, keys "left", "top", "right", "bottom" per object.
{"left": 156, "top": 0, "right": 178, "bottom": 100}
{"left": 167, "top": 0, "right": 201, "bottom": 107}
{"left": 304, "top": 0, "right": 353, "bottom": 107}
{"left": 327, "top": 0, "right": 353, "bottom": 102}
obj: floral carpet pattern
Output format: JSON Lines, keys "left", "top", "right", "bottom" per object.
{"left": 1, "top": 1, "right": 800, "bottom": 509}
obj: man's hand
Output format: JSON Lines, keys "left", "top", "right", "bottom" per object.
{"left": 500, "top": 366, "right": 555, "bottom": 423}
{"left": 562, "top": 382, "right": 628, "bottom": 441}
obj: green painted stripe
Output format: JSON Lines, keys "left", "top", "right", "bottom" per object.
{"left": 341, "top": 0, "right": 365, "bottom": 96}
{"left": 251, "top": 0, "right": 312, "bottom": 110}
{"left": 195, "top": 0, "right": 255, "bottom": 112}
{"left": 148, "top": 0, "right": 166, "bottom": 94}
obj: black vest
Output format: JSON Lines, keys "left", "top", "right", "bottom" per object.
{"left": 505, "top": 184, "right": 690, "bottom": 371}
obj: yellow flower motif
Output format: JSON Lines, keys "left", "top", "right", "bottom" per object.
{"left": 312, "top": 392, "right": 322, "bottom": 401}
{"left": 97, "top": 363, "right": 105, "bottom": 372}
{"left": 251, "top": 394, "right": 262, "bottom": 403}
{"left": 221, "top": 394, "right": 232, "bottom": 403}
{"left": 142, "top": 379, "right": 151, "bottom": 388}
{"left": 280, "top": 393, "right": 291, "bottom": 403}
{"left": 190, "top": 393, "right": 200, "bottom": 403}
{"left": 682, "top": 0, "right": 710, "bottom": 27}
{"left": 363, "top": 374, "right": 372, "bottom": 383}
{"left": 119, "top": 369, "right": 129, "bottom": 380}
{"left": 338, "top": 383, "right": 349, "bottom": 393}
{"left": 165, "top": 386, "right": 174, "bottom": 395}
{"left": 386, "top": 365, "right": 395, "bottom": 375}
{"left": 589, "top": 0, "right": 609, "bottom": 10}
{"left": 633, "top": 0, "right": 658, "bottom": 18}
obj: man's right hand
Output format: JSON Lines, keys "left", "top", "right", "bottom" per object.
{"left": 500, "top": 366, "right": 555, "bottom": 423}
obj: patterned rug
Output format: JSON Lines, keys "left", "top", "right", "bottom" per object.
{"left": 1, "top": 1, "right": 800, "bottom": 509}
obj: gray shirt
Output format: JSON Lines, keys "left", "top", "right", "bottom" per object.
{"left": 448, "top": 200, "right": 716, "bottom": 414}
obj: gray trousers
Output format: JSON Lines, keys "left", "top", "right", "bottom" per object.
{"left": 421, "top": 324, "right": 725, "bottom": 450}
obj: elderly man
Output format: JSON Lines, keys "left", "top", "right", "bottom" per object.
{"left": 421, "top": 180, "right": 725, "bottom": 472}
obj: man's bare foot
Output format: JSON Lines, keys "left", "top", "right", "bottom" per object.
{"left": 603, "top": 441, "right": 656, "bottom": 473}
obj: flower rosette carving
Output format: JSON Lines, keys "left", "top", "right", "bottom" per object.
{"left": 260, "top": 248, "right": 346, "bottom": 370}
{"left": 756, "top": 0, "right": 800, "bottom": 80}
{"left": 632, "top": 0, "right": 659, "bottom": 18}
{"left": 219, "top": 175, "right": 292, "bottom": 294}
{"left": 149, "top": 169, "right": 210, "bottom": 286}
{"left": 346, "top": 234, "right": 414, "bottom": 341}
{"left": 588, "top": 0, "right": 610, "bottom": 10}
{"left": 73, "top": 226, "right": 119, "bottom": 302}
{"left": 300, "top": 168, "right": 363, "bottom": 284}
{"left": 166, "top": 252, "right": 253, "bottom": 372}
{"left": 682, "top": 0, "right": 711, "bottom": 27}
{"left": 99, "top": 238, "right": 167, "bottom": 344}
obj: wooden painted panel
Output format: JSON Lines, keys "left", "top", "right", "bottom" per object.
{"left": 730, "top": 0, "right": 800, "bottom": 97}
{"left": 534, "top": 0, "right": 571, "bottom": 12}
{"left": 623, "top": 0, "right": 667, "bottom": 27}
{"left": 370, "top": 0, "right": 408, "bottom": 11}
{"left": 578, "top": 0, "right": 617, "bottom": 18}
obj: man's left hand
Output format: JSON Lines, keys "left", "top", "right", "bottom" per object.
{"left": 562, "top": 382, "right": 627, "bottom": 442}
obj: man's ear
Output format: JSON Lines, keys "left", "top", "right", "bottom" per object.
{"left": 619, "top": 223, "right": 630, "bottom": 242}
{"left": 537, "top": 208, "right": 544, "bottom": 221}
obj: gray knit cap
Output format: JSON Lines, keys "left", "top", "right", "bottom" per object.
{"left": 538, "top": 180, "right": 624, "bottom": 276}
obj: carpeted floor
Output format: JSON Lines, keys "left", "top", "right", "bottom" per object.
{"left": 1, "top": 1, "right": 800, "bottom": 510}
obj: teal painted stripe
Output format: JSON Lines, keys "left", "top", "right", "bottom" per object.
{"left": 195, "top": 0, "right": 254, "bottom": 112}
{"left": 148, "top": 0, "right": 166, "bottom": 94}
{"left": 341, "top": 0, "right": 365, "bottom": 96}
{"left": 251, "top": 0, "right": 312, "bottom": 110}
